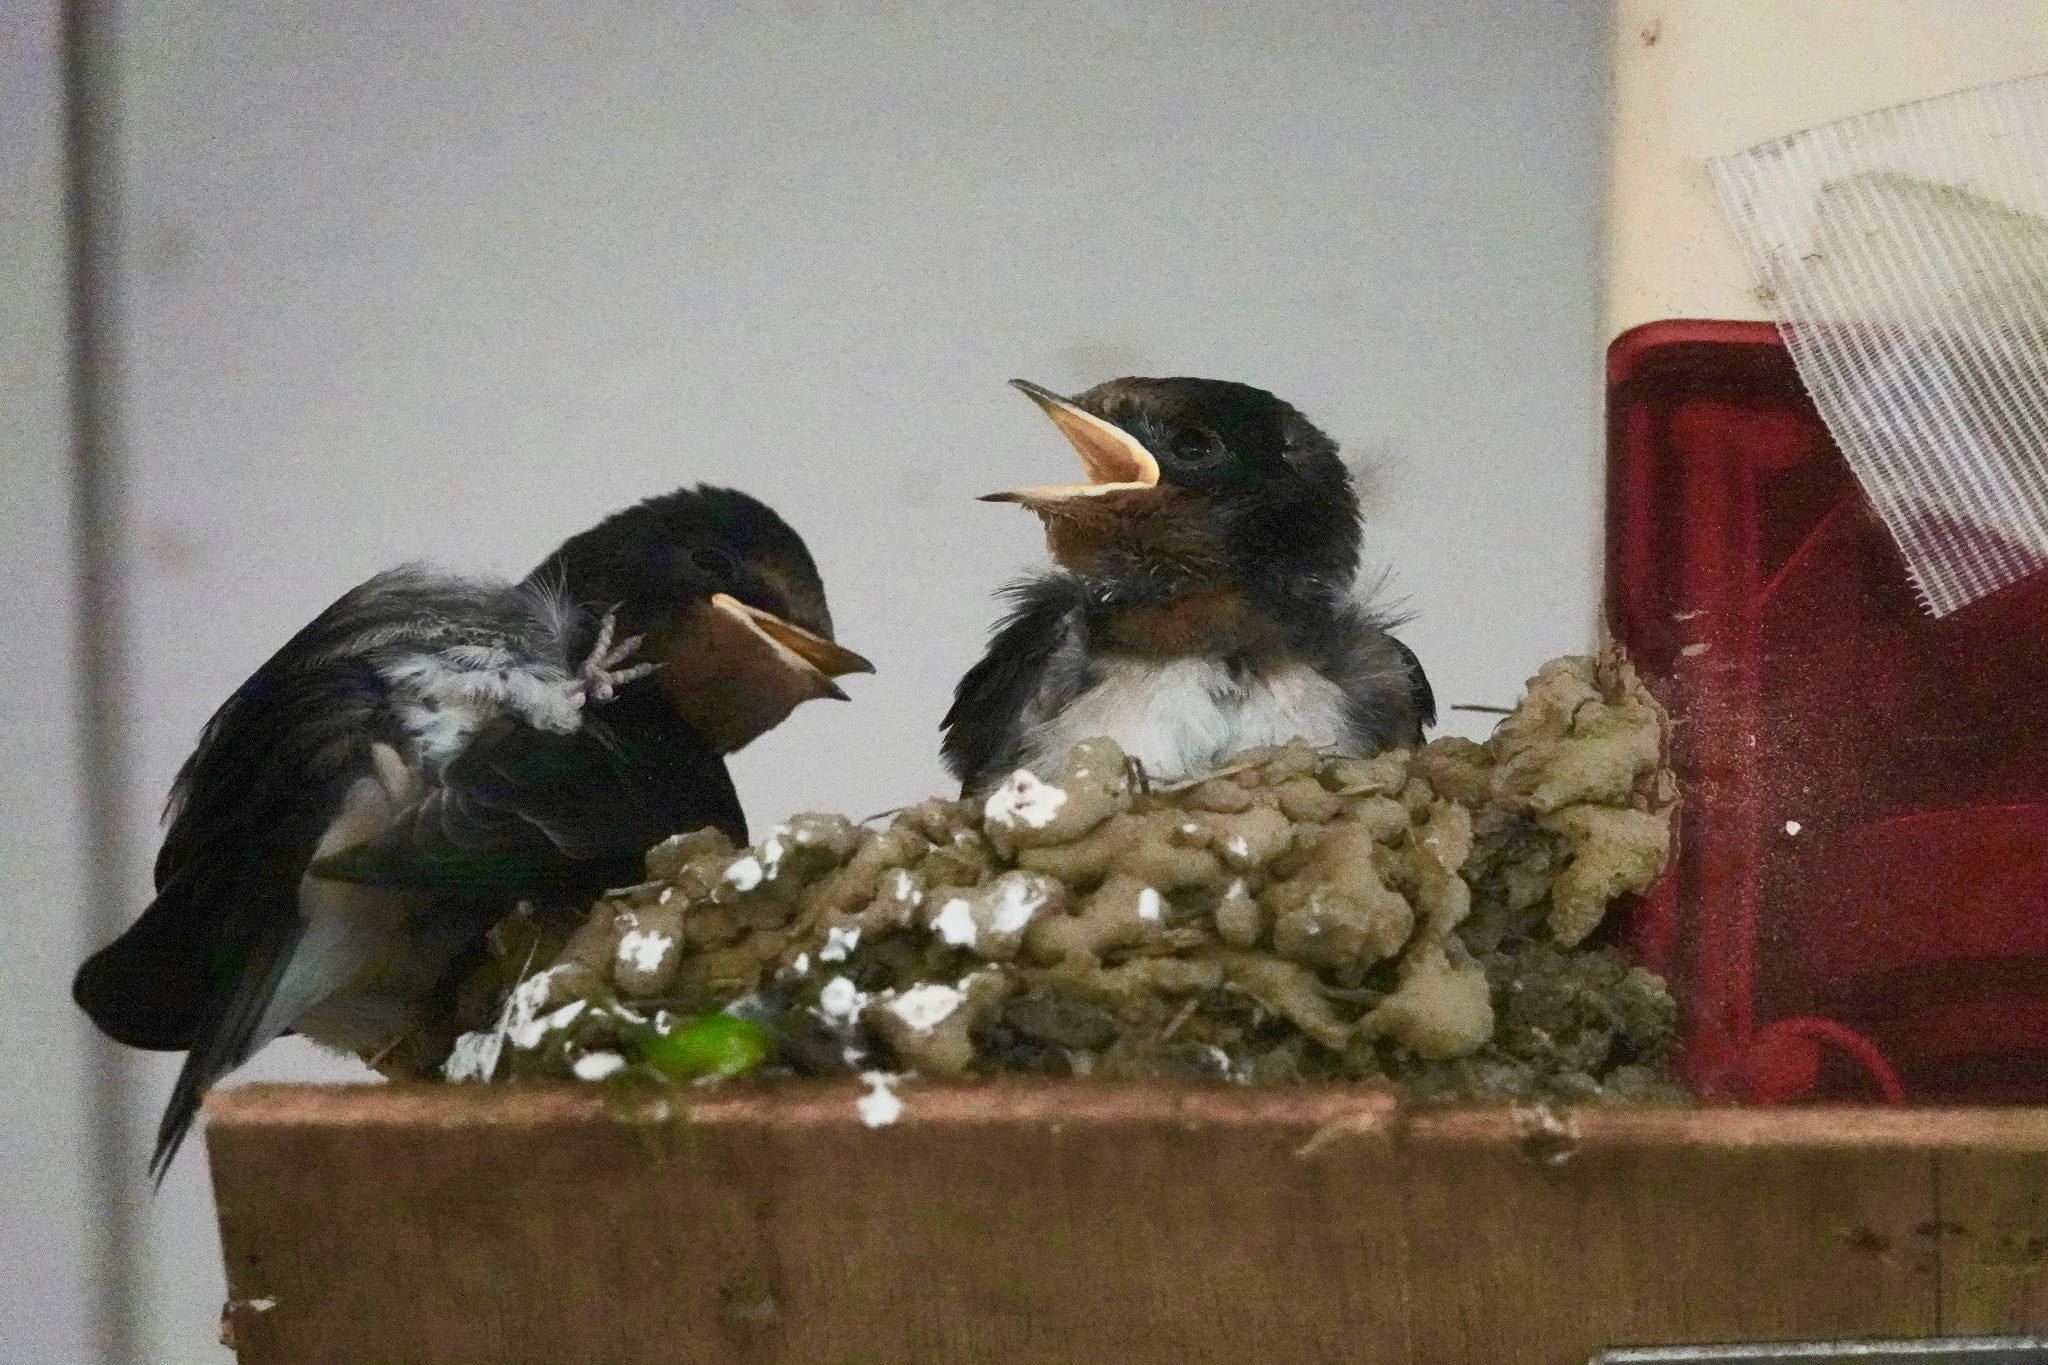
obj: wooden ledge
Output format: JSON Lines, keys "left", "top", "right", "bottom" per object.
{"left": 204, "top": 1082, "right": 2048, "bottom": 1364}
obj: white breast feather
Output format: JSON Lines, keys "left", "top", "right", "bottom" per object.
{"left": 1026, "top": 657, "right": 1351, "bottom": 783}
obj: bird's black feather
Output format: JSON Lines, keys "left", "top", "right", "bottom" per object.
{"left": 77, "top": 567, "right": 575, "bottom": 1178}
{"left": 79, "top": 488, "right": 857, "bottom": 1182}
{"left": 150, "top": 909, "right": 301, "bottom": 1182}
{"left": 310, "top": 686, "right": 744, "bottom": 893}
{"left": 74, "top": 587, "right": 402, "bottom": 1056}
{"left": 1390, "top": 634, "right": 1437, "bottom": 730}
{"left": 940, "top": 574, "right": 1091, "bottom": 794}
{"left": 953, "top": 376, "right": 1434, "bottom": 787}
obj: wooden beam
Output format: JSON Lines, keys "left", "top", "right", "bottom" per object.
{"left": 207, "top": 1083, "right": 2048, "bottom": 1364}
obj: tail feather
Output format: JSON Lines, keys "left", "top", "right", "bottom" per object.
{"left": 73, "top": 880, "right": 216, "bottom": 1052}
{"left": 148, "top": 918, "right": 301, "bottom": 1184}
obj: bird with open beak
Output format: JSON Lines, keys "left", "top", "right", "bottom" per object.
{"left": 943, "top": 377, "right": 1432, "bottom": 794}
{"left": 74, "top": 485, "right": 870, "bottom": 1177}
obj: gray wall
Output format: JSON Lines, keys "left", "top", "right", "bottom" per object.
{"left": 3, "top": 3, "right": 104, "bottom": 1361}
{"left": 9, "top": 3, "right": 1605, "bottom": 1358}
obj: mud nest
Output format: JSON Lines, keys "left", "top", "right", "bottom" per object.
{"left": 404, "top": 649, "right": 1682, "bottom": 1104}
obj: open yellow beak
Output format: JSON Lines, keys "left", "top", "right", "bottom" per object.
{"left": 709, "top": 594, "right": 873, "bottom": 687}
{"left": 658, "top": 594, "right": 873, "bottom": 753}
{"left": 981, "top": 379, "right": 1161, "bottom": 505}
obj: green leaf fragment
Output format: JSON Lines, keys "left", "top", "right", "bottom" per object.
{"left": 633, "top": 1015, "right": 771, "bottom": 1081}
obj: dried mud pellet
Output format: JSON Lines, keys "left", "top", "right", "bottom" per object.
{"left": 1024, "top": 875, "right": 1167, "bottom": 964}
{"left": 982, "top": 739, "right": 1131, "bottom": 854}
{"left": 1274, "top": 776, "right": 1343, "bottom": 823}
{"left": 1253, "top": 744, "right": 1320, "bottom": 785}
{"left": 1207, "top": 806, "right": 1294, "bottom": 872}
{"left": 1539, "top": 804, "right": 1671, "bottom": 946}
{"left": 1212, "top": 952, "right": 1352, "bottom": 1051}
{"left": 1212, "top": 880, "right": 1266, "bottom": 948}
{"left": 614, "top": 898, "right": 686, "bottom": 997}
{"left": 1000, "top": 990, "right": 1121, "bottom": 1050}
{"left": 891, "top": 797, "right": 977, "bottom": 846}
{"left": 1013, "top": 814, "right": 1140, "bottom": 887}
{"left": 645, "top": 827, "right": 737, "bottom": 882}
{"left": 916, "top": 836, "right": 993, "bottom": 889}
{"left": 800, "top": 826, "right": 930, "bottom": 918}
{"left": 557, "top": 900, "right": 636, "bottom": 981}
{"left": 1321, "top": 749, "right": 1410, "bottom": 798}
{"left": 923, "top": 870, "right": 1064, "bottom": 961}
{"left": 866, "top": 972, "right": 1009, "bottom": 1074}
{"left": 1364, "top": 942, "right": 1493, "bottom": 1059}
{"left": 1263, "top": 825, "right": 1413, "bottom": 971}
{"left": 1181, "top": 777, "right": 1258, "bottom": 813}
{"left": 1410, "top": 737, "right": 1493, "bottom": 807}
{"left": 1345, "top": 795, "right": 1413, "bottom": 841}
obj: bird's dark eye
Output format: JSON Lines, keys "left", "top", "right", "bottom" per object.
{"left": 690, "top": 547, "right": 740, "bottom": 582}
{"left": 1163, "top": 428, "right": 1227, "bottom": 470}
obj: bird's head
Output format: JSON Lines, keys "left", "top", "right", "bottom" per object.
{"left": 531, "top": 485, "right": 871, "bottom": 753}
{"left": 983, "top": 377, "right": 1361, "bottom": 599}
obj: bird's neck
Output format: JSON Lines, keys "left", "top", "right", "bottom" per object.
{"left": 1077, "top": 562, "right": 1344, "bottom": 659}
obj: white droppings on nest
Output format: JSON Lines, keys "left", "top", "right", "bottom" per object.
{"left": 818, "top": 975, "right": 868, "bottom": 1025}
{"left": 820, "top": 925, "right": 862, "bottom": 962}
{"left": 787, "top": 952, "right": 812, "bottom": 977}
{"left": 505, "top": 965, "right": 565, "bottom": 1028}
{"left": 723, "top": 855, "right": 765, "bottom": 892}
{"left": 657, "top": 886, "right": 674, "bottom": 905}
{"left": 571, "top": 1050, "right": 627, "bottom": 1081}
{"left": 616, "top": 929, "right": 673, "bottom": 975}
{"left": 886, "top": 868, "right": 924, "bottom": 907}
{"left": 1226, "top": 835, "right": 1249, "bottom": 859}
{"left": 932, "top": 898, "right": 978, "bottom": 947}
{"left": 1137, "top": 887, "right": 1164, "bottom": 921}
{"left": 441, "top": 1029, "right": 502, "bottom": 1083}
{"left": 885, "top": 983, "right": 963, "bottom": 1033}
{"left": 857, "top": 1071, "right": 905, "bottom": 1127}
{"left": 509, "top": 998, "right": 585, "bottom": 1051}
{"left": 992, "top": 878, "right": 1046, "bottom": 934}
{"left": 983, "top": 769, "right": 1067, "bottom": 830}
{"left": 1180, "top": 822, "right": 1200, "bottom": 837}
{"left": 445, "top": 962, "right": 572, "bottom": 1079}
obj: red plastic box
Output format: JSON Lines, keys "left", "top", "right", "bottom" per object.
{"left": 1606, "top": 320, "right": 2048, "bottom": 1103}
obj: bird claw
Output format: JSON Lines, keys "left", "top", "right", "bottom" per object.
{"left": 574, "top": 607, "right": 661, "bottom": 705}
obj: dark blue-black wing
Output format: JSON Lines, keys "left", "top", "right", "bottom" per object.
{"left": 309, "top": 683, "right": 744, "bottom": 894}
{"left": 940, "top": 574, "right": 1087, "bottom": 794}
{"left": 1390, "top": 634, "right": 1436, "bottom": 731}
{"left": 72, "top": 581, "right": 403, "bottom": 1054}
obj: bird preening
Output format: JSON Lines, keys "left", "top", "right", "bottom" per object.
{"left": 76, "top": 376, "right": 1432, "bottom": 1180}
{"left": 73, "top": 485, "right": 871, "bottom": 1179}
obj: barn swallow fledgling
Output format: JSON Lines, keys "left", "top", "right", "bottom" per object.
{"left": 943, "top": 377, "right": 1432, "bottom": 794}
{"left": 74, "top": 486, "right": 869, "bottom": 1177}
